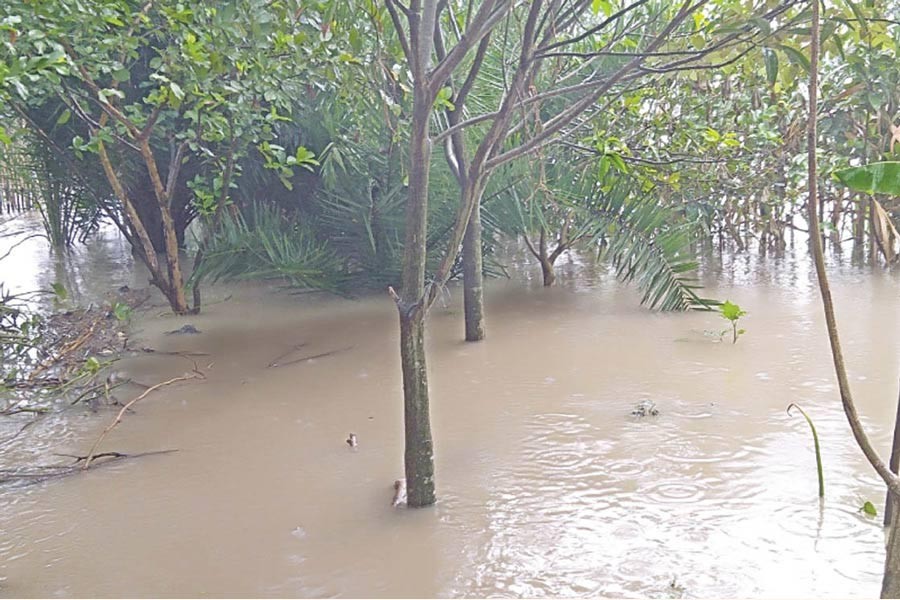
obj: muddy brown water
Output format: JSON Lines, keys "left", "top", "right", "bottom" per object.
{"left": 1, "top": 218, "right": 899, "bottom": 597}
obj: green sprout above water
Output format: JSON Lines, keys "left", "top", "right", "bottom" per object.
{"left": 787, "top": 403, "right": 824, "bottom": 499}
{"left": 719, "top": 300, "right": 747, "bottom": 344}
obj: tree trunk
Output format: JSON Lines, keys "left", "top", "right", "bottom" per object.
{"left": 138, "top": 140, "right": 189, "bottom": 314}
{"left": 885, "top": 378, "right": 900, "bottom": 526}
{"left": 540, "top": 257, "right": 556, "bottom": 286}
{"left": 884, "top": 507, "right": 900, "bottom": 598}
{"left": 396, "top": 81, "right": 437, "bottom": 508}
{"left": 400, "top": 309, "right": 436, "bottom": 507}
{"left": 462, "top": 201, "right": 485, "bottom": 342}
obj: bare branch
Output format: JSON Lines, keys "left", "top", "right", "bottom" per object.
{"left": 539, "top": 0, "right": 653, "bottom": 53}
{"left": 486, "top": 0, "right": 702, "bottom": 170}
{"left": 385, "top": 0, "right": 413, "bottom": 64}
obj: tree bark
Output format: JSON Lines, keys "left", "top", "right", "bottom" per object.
{"left": 462, "top": 201, "right": 485, "bottom": 341}
{"left": 540, "top": 257, "right": 556, "bottom": 286}
{"left": 884, "top": 506, "right": 900, "bottom": 598}
{"left": 400, "top": 309, "right": 435, "bottom": 507}
{"left": 138, "top": 139, "right": 189, "bottom": 314}
{"left": 395, "top": 66, "right": 437, "bottom": 507}
{"left": 886, "top": 378, "right": 900, "bottom": 526}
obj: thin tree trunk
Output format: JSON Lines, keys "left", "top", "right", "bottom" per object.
{"left": 804, "top": 3, "right": 900, "bottom": 595}
{"left": 463, "top": 201, "right": 485, "bottom": 341}
{"left": 139, "top": 140, "right": 189, "bottom": 314}
{"left": 886, "top": 379, "right": 900, "bottom": 527}
{"left": 885, "top": 505, "right": 900, "bottom": 598}
{"left": 396, "top": 79, "right": 437, "bottom": 507}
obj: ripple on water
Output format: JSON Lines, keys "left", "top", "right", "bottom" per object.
{"left": 641, "top": 480, "right": 707, "bottom": 504}
{"left": 656, "top": 432, "right": 753, "bottom": 465}
{"left": 768, "top": 501, "right": 884, "bottom": 545}
{"left": 518, "top": 413, "right": 614, "bottom": 483}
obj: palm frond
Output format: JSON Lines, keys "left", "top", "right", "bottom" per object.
{"left": 191, "top": 204, "right": 345, "bottom": 293}
{"left": 588, "top": 187, "right": 716, "bottom": 311}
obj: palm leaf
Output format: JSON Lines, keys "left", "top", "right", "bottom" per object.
{"left": 190, "top": 203, "right": 345, "bottom": 293}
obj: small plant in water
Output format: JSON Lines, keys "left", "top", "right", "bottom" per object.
{"left": 787, "top": 403, "right": 824, "bottom": 498}
{"left": 719, "top": 300, "right": 747, "bottom": 344}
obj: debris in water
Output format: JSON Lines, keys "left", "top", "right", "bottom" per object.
{"left": 392, "top": 478, "right": 407, "bottom": 507}
{"left": 631, "top": 400, "right": 659, "bottom": 417}
{"left": 291, "top": 526, "right": 307, "bottom": 539}
{"left": 346, "top": 433, "right": 358, "bottom": 448}
{"left": 165, "top": 324, "right": 201, "bottom": 335}
{"left": 668, "top": 575, "right": 686, "bottom": 598}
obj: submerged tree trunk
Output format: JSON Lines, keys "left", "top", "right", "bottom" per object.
{"left": 462, "top": 202, "right": 485, "bottom": 342}
{"left": 884, "top": 506, "right": 900, "bottom": 598}
{"left": 540, "top": 257, "right": 556, "bottom": 287}
{"left": 885, "top": 379, "right": 900, "bottom": 526}
{"left": 399, "top": 309, "right": 435, "bottom": 507}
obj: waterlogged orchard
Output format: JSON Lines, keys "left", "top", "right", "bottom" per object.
{"left": 1, "top": 0, "right": 900, "bottom": 597}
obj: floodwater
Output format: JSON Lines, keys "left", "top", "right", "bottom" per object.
{"left": 1, "top": 216, "right": 899, "bottom": 598}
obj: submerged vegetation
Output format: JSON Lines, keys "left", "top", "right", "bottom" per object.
{"left": 1, "top": 0, "right": 900, "bottom": 596}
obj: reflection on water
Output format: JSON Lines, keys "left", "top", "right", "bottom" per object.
{"left": 0, "top": 215, "right": 898, "bottom": 598}
{"left": 0, "top": 213, "right": 135, "bottom": 310}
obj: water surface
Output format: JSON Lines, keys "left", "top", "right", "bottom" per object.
{"left": 0, "top": 220, "right": 897, "bottom": 598}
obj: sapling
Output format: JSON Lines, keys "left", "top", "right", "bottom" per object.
{"left": 719, "top": 300, "right": 747, "bottom": 344}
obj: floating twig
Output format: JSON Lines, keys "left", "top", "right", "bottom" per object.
{"left": 0, "top": 449, "right": 178, "bottom": 486}
{"left": 266, "top": 343, "right": 308, "bottom": 368}
{"left": 269, "top": 346, "right": 353, "bottom": 368}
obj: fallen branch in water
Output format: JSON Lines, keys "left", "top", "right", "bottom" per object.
{"left": 266, "top": 343, "right": 308, "bottom": 368}
{"left": 268, "top": 346, "right": 353, "bottom": 368}
{"left": 27, "top": 314, "right": 104, "bottom": 383}
{"left": 0, "top": 449, "right": 178, "bottom": 486}
{"left": 82, "top": 369, "right": 205, "bottom": 469}
{"left": 0, "top": 405, "right": 49, "bottom": 416}
{"left": 140, "top": 347, "right": 211, "bottom": 358}
{"left": 0, "top": 233, "right": 46, "bottom": 261}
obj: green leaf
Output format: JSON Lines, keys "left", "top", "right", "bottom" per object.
{"left": 51, "top": 282, "right": 67, "bottom": 301}
{"left": 834, "top": 162, "right": 900, "bottom": 196}
{"left": 294, "top": 146, "right": 319, "bottom": 165}
{"left": 862, "top": 501, "right": 877, "bottom": 517}
{"left": 112, "top": 68, "right": 131, "bottom": 83}
{"left": 591, "top": 0, "right": 612, "bottom": 16}
{"left": 720, "top": 300, "right": 746, "bottom": 322}
{"left": 56, "top": 108, "right": 72, "bottom": 125}
{"left": 434, "top": 86, "right": 455, "bottom": 111}
{"left": 112, "top": 302, "right": 132, "bottom": 322}
{"left": 778, "top": 44, "right": 811, "bottom": 73}
{"left": 702, "top": 127, "right": 721, "bottom": 143}
{"left": 169, "top": 82, "right": 184, "bottom": 100}
{"left": 84, "top": 356, "right": 101, "bottom": 374}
